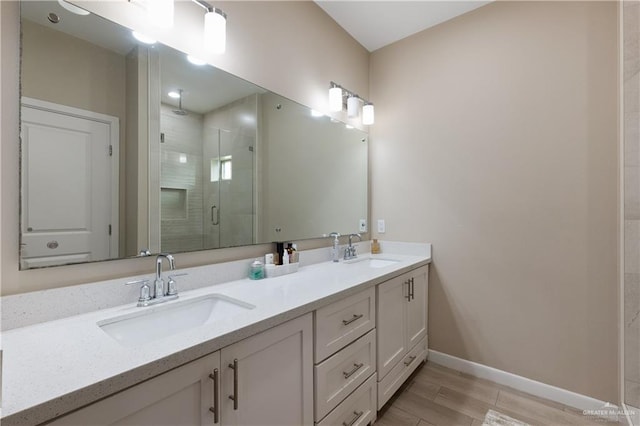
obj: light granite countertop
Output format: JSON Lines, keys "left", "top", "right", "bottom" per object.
{"left": 1, "top": 242, "right": 431, "bottom": 426}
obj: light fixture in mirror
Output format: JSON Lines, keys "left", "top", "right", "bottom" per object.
{"left": 19, "top": 0, "right": 368, "bottom": 269}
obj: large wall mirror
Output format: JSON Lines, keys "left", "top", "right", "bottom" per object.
{"left": 19, "top": 1, "right": 368, "bottom": 269}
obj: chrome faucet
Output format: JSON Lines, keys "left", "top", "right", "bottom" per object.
{"left": 126, "top": 253, "right": 183, "bottom": 307}
{"left": 155, "top": 253, "right": 176, "bottom": 300}
{"left": 329, "top": 232, "right": 341, "bottom": 262}
{"left": 344, "top": 233, "right": 362, "bottom": 260}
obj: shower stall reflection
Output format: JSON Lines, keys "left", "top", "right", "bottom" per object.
{"left": 159, "top": 94, "right": 256, "bottom": 252}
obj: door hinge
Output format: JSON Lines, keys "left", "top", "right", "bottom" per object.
{"left": 108, "top": 224, "right": 112, "bottom": 235}
{"left": 109, "top": 145, "right": 113, "bottom": 156}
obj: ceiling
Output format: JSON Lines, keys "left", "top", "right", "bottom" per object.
{"left": 315, "top": 1, "right": 492, "bottom": 52}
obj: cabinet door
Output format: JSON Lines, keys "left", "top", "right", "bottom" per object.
{"left": 376, "top": 274, "right": 408, "bottom": 380}
{"left": 407, "top": 266, "right": 428, "bottom": 350}
{"left": 50, "top": 352, "right": 221, "bottom": 426}
{"left": 221, "top": 313, "right": 313, "bottom": 426}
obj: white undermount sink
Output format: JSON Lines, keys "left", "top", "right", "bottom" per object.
{"left": 98, "top": 294, "right": 255, "bottom": 347}
{"left": 344, "top": 257, "right": 400, "bottom": 268}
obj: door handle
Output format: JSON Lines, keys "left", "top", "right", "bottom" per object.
{"left": 208, "top": 369, "right": 219, "bottom": 424}
{"left": 409, "top": 277, "right": 415, "bottom": 301}
{"left": 228, "top": 359, "right": 238, "bottom": 410}
{"left": 211, "top": 205, "right": 219, "bottom": 225}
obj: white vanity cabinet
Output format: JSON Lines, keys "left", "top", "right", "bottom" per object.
{"left": 49, "top": 351, "right": 221, "bottom": 426}
{"left": 376, "top": 265, "right": 428, "bottom": 409}
{"left": 220, "top": 313, "right": 313, "bottom": 426}
{"left": 313, "top": 288, "right": 377, "bottom": 426}
{"left": 49, "top": 314, "right": 313, "bottom": 426}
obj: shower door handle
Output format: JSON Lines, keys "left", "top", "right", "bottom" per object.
{"left": 211, "top": 205, "right": 219, "bottom": 225}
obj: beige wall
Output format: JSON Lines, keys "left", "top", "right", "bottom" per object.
{"left": 0, "top": 0, "right": 369, "bottom": 295}
{"left": 370, "top": 1, "right": 619, "bottom": 402}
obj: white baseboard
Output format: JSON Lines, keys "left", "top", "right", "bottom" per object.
{"left": 427, "top": 350, "right": 614, "bottom": 412}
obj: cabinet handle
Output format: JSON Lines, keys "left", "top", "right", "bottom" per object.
{"left": 404, "top": 355, "right": 417, "bottom": 366}
{"left": 342, "top": 314, "right": 364, "bottom": 326}
{"left": 405, "top": 280, "right": 411, "bottom": 301}
{"left": 342, "top": 410, "right": 364, "bottom": 426}
{"left": 410, "top": 277, "right": 415, "bottom": 301}
{"left": 228, "top": 359, "right": 238, "bottom": 410}
{"left": 343, "top": 362, "right": 364, "bottom": 379}
{"left": 208, "top": 369, "right": 219, "bottom": 424}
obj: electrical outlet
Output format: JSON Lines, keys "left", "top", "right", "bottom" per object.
{"left": 377, "top": 219, "right": 385, "bottom": 233}
{"left": 359, "top": 219, "right": 367, "bottom": 232}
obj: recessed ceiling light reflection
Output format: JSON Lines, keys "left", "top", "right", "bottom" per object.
{"left": 57, "top": 0, "right": 90, "bottom": 16}
{"left": 311, "top": 109, "right": 324, "bottom": 118}
{"left": 168, "top": 91, "right": 181, "bottom": 99}
{"left": 132, "top": 31, "right": 156, "bottom": 45}
{"left": 187, "top": 55, "right": 207, "bottom": 66}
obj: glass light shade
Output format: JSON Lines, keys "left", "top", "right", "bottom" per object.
{"left": 329, "top": 87, "right": 343, "bottom": 112}
{"left": 347, "top": 96, "right": 360, "bottom": 118}
{"left": 204, "top": 10, "right": 226, "bottom": 54}
{"left": 148, "top": 0, "right": 174, "bottom": 29}
{"left": 362, "top": 104, "right": 375, "bottom": 125}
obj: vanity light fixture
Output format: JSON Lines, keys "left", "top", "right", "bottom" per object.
{"left": 57, "top": 0, "right": 90, "bottom": 16}
{"left": 329, "top": 81, "right": 375, "bottom": 125}
{"left": 347, "top": 95, "right": 360, "bottom": 118}
{"left": 362, "top": 103, "right": 375, "bottom": 125}
{"left": 192, "top": 0, "right": 227, "bottom": 54}
{"left": 132, "top": 30, "right": 157, "bottom": 45}
{"left": 329, "top": 83, "right": 343, "bottom": 112}
{"left": 147, "top": 0, "right": 174, "bottom": 29}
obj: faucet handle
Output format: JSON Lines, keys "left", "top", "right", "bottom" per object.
{"left": 126, "top": 279, "right": 151, "bottom": 304}
{"left": 166, "top": 273, "right": 188, "bottom": 296}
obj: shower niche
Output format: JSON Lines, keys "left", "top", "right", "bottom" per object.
{"left": 159, "top": 95, "right": 257, "bottom": 253}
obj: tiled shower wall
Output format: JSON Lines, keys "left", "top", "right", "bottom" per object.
{"left": 159, "top": 103, "right": 205, "bottom": 252}
{"left": 625, "top": 0, "right": 640, "bottom": 411}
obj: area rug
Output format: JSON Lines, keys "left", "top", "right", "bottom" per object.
{"left": 482, "top": 409, "right": 530, "bottom": 426}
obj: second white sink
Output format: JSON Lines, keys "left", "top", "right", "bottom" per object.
{"left": 98, "top": 294, "right": 255, "bottom": 347}
{"left": 344, "top": 256, "right": 400, "bottom": 268}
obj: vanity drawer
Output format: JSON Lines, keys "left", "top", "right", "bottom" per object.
{"left": 377, "top": 336, "right": 427, "bottom": 410}
{"left": 315, "top": 287, "right": 375, "bottom": 362}
{"left": 316, "top": 373, "right": 376, "bottom": 426}
{"left": 315, "top": 329, "right": 376, "bottom": 421}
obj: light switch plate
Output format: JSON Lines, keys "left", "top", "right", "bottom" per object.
{"left": 377, "top": 219, "right": 385, "bottom": 233}
{"left": 359, "top": 219, "right": 367, "bottom": 232}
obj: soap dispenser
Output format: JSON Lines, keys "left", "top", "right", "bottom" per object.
{"left": 329, "top": 232, "right": 340, "bottom": 262}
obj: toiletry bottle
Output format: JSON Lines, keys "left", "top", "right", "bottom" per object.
{"left": 249, "top": 259, "right": 265, "bottom": 280}
{"left": 290, "top": 244, "right": 299, "bottom": 263}
{"left": 371, "top": 239, "right": 381, "bottom": 254}
{"left": 282, "top": 249, "right": 290, "bottom": 265}
{"left": 276, "top": 242, "right": 284, "bottom": 265}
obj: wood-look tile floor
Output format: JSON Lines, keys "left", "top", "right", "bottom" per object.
{"left": 375, "top": 362, "right": 620, "bottom": 426}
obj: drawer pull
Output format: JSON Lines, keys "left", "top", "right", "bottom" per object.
{"left": 342, "top": 410, "right": 364, "bottom": 426}
{"left": 342, "top": 314, "right": 364, "bottom": 326}
{"left": 343, "top": 362, "right": 364, "bottom": 379}
{"left": 208, "top": 369, "right": 219, "bottom": 424}
{"left": 404, "top": 355, "right": 417, "bottom": 366}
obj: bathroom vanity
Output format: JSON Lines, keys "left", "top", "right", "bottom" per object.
{"left": 0, "top": 242, "right": 431, "bottom": 425}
